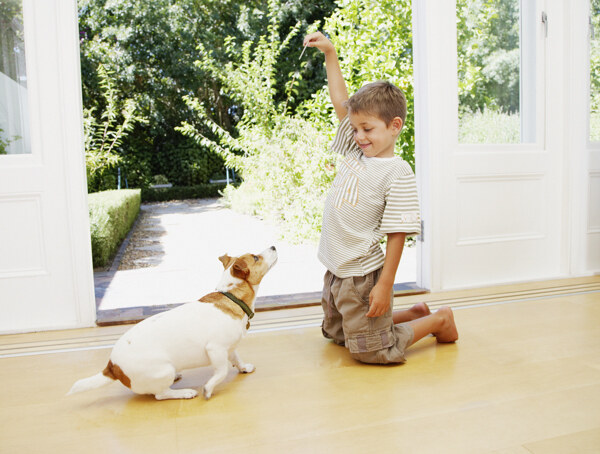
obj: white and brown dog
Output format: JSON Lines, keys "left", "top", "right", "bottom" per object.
{"left": 68, "top": 246, "right": 277, "bottom": 400}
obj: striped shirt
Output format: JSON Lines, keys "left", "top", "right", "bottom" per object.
{"left": 318, "top": 116, "right": 421, "bottom": 278}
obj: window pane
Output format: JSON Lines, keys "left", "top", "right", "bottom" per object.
{"left": 0, "top": 0, "right": 31, "bottom": 155}
{"left": 590, "top": 0, "right": 600, "bottom": 142}
{"left": 457, "top": 0, "right": 536, "bottom": 144}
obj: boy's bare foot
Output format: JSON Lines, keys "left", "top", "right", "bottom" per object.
{"left": 392, "top": 302, "right": 431, "bottom": 324}
{"left": 433, "top": 306, "right": 459, "bottom": 343}
{"left": 409, "top": 302, "right": 431, "bottom": 319}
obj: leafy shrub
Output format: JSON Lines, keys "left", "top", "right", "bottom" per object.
{"left": 89, "top": 189, "right": 141, "bottom": 268}
{"left": 458, "top": 108, "right": 520, "bottom": 144}
{"left": 180, "top": 0, "right": 417, "bottom": 243}
{"left": 0, "top": 127, "right": 20, "bottom": 155}
{"left": 153, "top": 174, "right": 170, "bottom": 185}
{"left": 591, "top": 112, "right": 600, "bottom": 142}
{"left": 456, "top": 0, "right": 520, "bottom": 114}
{"left": 84, "top": 65, "right": 146, "bottom": 192}
{"left": 179, "top": 2, "right": 336, "bottom": 243}
{"left": 141, "top": 183, "right": 227, "bottom": 202}
{"left": 221, "top": 116, "right": 337, "bottom": 243}
{"left": 119, "top": 132, "right": 154, "bottom": 189}
{"left": 154, "top": 140, "right": 225, "bottom": 186}
{"left": 590, "top": 0, "right": 600, "bottom": 141}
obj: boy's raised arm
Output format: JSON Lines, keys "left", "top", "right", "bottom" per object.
{"left": 304, "top": 32, "right": 348, "bottom": 121}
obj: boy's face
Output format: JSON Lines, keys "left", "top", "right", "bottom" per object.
{"left": 348, "top": 111, "right": 403, "bottom": 159}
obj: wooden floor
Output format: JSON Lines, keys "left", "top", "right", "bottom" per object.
{"left": 1, "top": 277, "right": 599, "bottom": 453}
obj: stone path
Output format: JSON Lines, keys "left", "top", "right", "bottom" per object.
{"left": 94, "top": 198, "right": 416, "bottom": 314}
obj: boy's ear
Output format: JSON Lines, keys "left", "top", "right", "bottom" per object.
{"left": 391, "top": 117, "right": 403, "bottom": 133}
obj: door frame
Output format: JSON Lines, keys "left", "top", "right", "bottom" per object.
{"left": 413, "top": 0, "right": 592, "bottom": 292}
{"left": 0, "top": 0, "right": 95, "bottom": 334}
{"left": 569, "top": 0, "right": 600, "bottom": 274}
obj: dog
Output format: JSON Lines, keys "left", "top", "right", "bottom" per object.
{"left": 68, "top": 246, "right": 277, "bottom": 400}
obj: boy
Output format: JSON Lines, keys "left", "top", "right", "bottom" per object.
{"left": 304, "top": 32, "right": 458, "bottom": 364}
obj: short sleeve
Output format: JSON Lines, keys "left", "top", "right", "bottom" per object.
{"left": 330, "top": 115, "right": 361, "bottom": 158}
{"left": 380, "top": 167, "right": 421, "bottom": 235}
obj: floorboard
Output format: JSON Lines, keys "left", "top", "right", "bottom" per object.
{"left": 0, "top": 277, "right": 599, "bottom": 453}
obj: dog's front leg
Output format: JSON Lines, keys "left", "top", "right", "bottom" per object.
{"left": 229, "top": 349, "right": 255, "bottom": 374}
{"left": 203, "top": 343, "right": 230, "bottom": 399}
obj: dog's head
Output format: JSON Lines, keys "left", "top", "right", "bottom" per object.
{"left": 218, "top": 246, "right": 278, "bottom": 287}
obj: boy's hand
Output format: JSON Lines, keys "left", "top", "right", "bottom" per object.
{"left": 366, "top": 282, "right": 392, "bottom": 318}
{"left": 303, "top": 31, "right": 348, "bottom": 121}
{"left": 303, "top": 32, "right": 336, "bottom": 55}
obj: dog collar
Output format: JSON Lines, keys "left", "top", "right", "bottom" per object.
{"left": 220, "top": 292, "right": 254, "bottom": 320}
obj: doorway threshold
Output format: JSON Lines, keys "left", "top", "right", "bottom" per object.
{"left": 96, "top": 282, "right": 427, "bottom": 326}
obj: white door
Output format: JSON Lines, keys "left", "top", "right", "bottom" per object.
{"left": 571, "top": 0, "right": 600, "bottom": 274}
{"left": 0, "top": 0, "right": 95, "bottom": 333}
{"left": 414, "top": 0, "right": 567, "bottom": 291}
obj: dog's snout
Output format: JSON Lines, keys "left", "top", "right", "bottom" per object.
{"left": 261, "top": 246, "right": 278, "bottom": 271}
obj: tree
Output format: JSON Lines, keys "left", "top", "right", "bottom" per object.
{"left": 79, "top": 0, "right": 246, "bottom": 187}
{"left": 84, "top": 64, "right": 146, "bottom": 192}
{"left": 457, "top": 0, "right": 520, "bottom": 114}
{"left": 78, "top": 0, "right": 336, "bottom": 189}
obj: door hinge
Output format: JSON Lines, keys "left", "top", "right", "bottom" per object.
{"left": 418, "top": 220, "right": 424, "bottom": 242}
{"left": 541, "top": 11, "right": 548, "bottom": 38}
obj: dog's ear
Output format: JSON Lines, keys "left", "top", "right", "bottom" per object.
{"left": 219, "top": 254, "right": 234, "bottom": 269}
{"left": 232, "top": 259, "right": 249, "bottom": 280}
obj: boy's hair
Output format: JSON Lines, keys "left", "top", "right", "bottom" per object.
{"left": 345, "top": 80, "right": 407, "bottom": 127}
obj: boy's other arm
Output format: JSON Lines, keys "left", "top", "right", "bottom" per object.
{"left": 366, "top": 232, "right": 407, "bottom": 318}
{"left": 304, "top": 32, "right": 348, "bottom": 121}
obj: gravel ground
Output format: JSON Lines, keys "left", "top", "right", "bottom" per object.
{"left": 118, "top": 205, "right": 167, "bottom": 270}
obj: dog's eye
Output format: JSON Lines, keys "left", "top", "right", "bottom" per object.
{"left": 252, "top": 255, "right": 259, "bottom": 262}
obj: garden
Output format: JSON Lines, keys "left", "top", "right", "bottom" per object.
{"left": 74, "top": 0, "right": 600, "bottom": 266}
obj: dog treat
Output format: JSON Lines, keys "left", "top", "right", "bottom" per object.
{"left": 299, "top": 41, "right": 309, "bottom": 60}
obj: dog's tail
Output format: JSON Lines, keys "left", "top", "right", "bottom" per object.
{"left": 67, "top": 372, "right": 114, "bottom": 396}
{"left": 67, "top": 360, "right": 131, "bottom": 396}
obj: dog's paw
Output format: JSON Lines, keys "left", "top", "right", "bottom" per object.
{"left": 180, "top": 389, "right": 198, "bottom": 399}
{"left": 154, "top": 388, "right": 198, "bottom": 400}
{"left": 203, "top": 386, "right": 213, "bottom": 400}
{"left": 239, "top": 363, "right": 255, "bottom": 374}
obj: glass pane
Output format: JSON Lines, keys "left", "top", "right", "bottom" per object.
{"left": 590, "top": 0, "right": 600, "bottom": 142}
{"left": 0, "top": 0, "right": 31, "bottom": 155}
{"left": 457, "top": 0, "right": 536, "bottom": 144}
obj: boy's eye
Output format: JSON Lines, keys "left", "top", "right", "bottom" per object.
{"left": 252, "top": 255, "right": 259, "bottom": 262}
{"left": 364, "top": 128, "right": 372, "bottom": 132}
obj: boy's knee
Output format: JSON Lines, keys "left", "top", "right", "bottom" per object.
{"left": 350, "top": 348, "right": 406, "bottom": 365}
{"left": 322, "top": 327, "right": 345, "bottom": 346}
{"left": 347, "top": 325, "right": 414, "bottom": 364}
{"left": 350, "top": 350, "right": 384, "bottom": 364}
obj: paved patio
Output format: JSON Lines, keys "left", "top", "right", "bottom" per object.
{"left": 94, "top": 198, "right": 416, "bottom": 322}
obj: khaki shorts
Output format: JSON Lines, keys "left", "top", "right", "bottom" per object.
{"left": 321, "top": 268, "right": 414, "bottom": 364}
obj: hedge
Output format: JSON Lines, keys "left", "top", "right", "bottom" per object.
{"left": 89, "top": 189, "right": 141, "bottom": 268}
{"left": 140, "top": 182, "right": 228, "bottom": 202}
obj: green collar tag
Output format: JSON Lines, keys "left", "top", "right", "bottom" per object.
{"left": 220, "top": 292, "right": 254, "bottom": 319}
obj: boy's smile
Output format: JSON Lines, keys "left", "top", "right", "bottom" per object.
{"left": 348, "top": 111, "right": 403, "bottom": 159}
